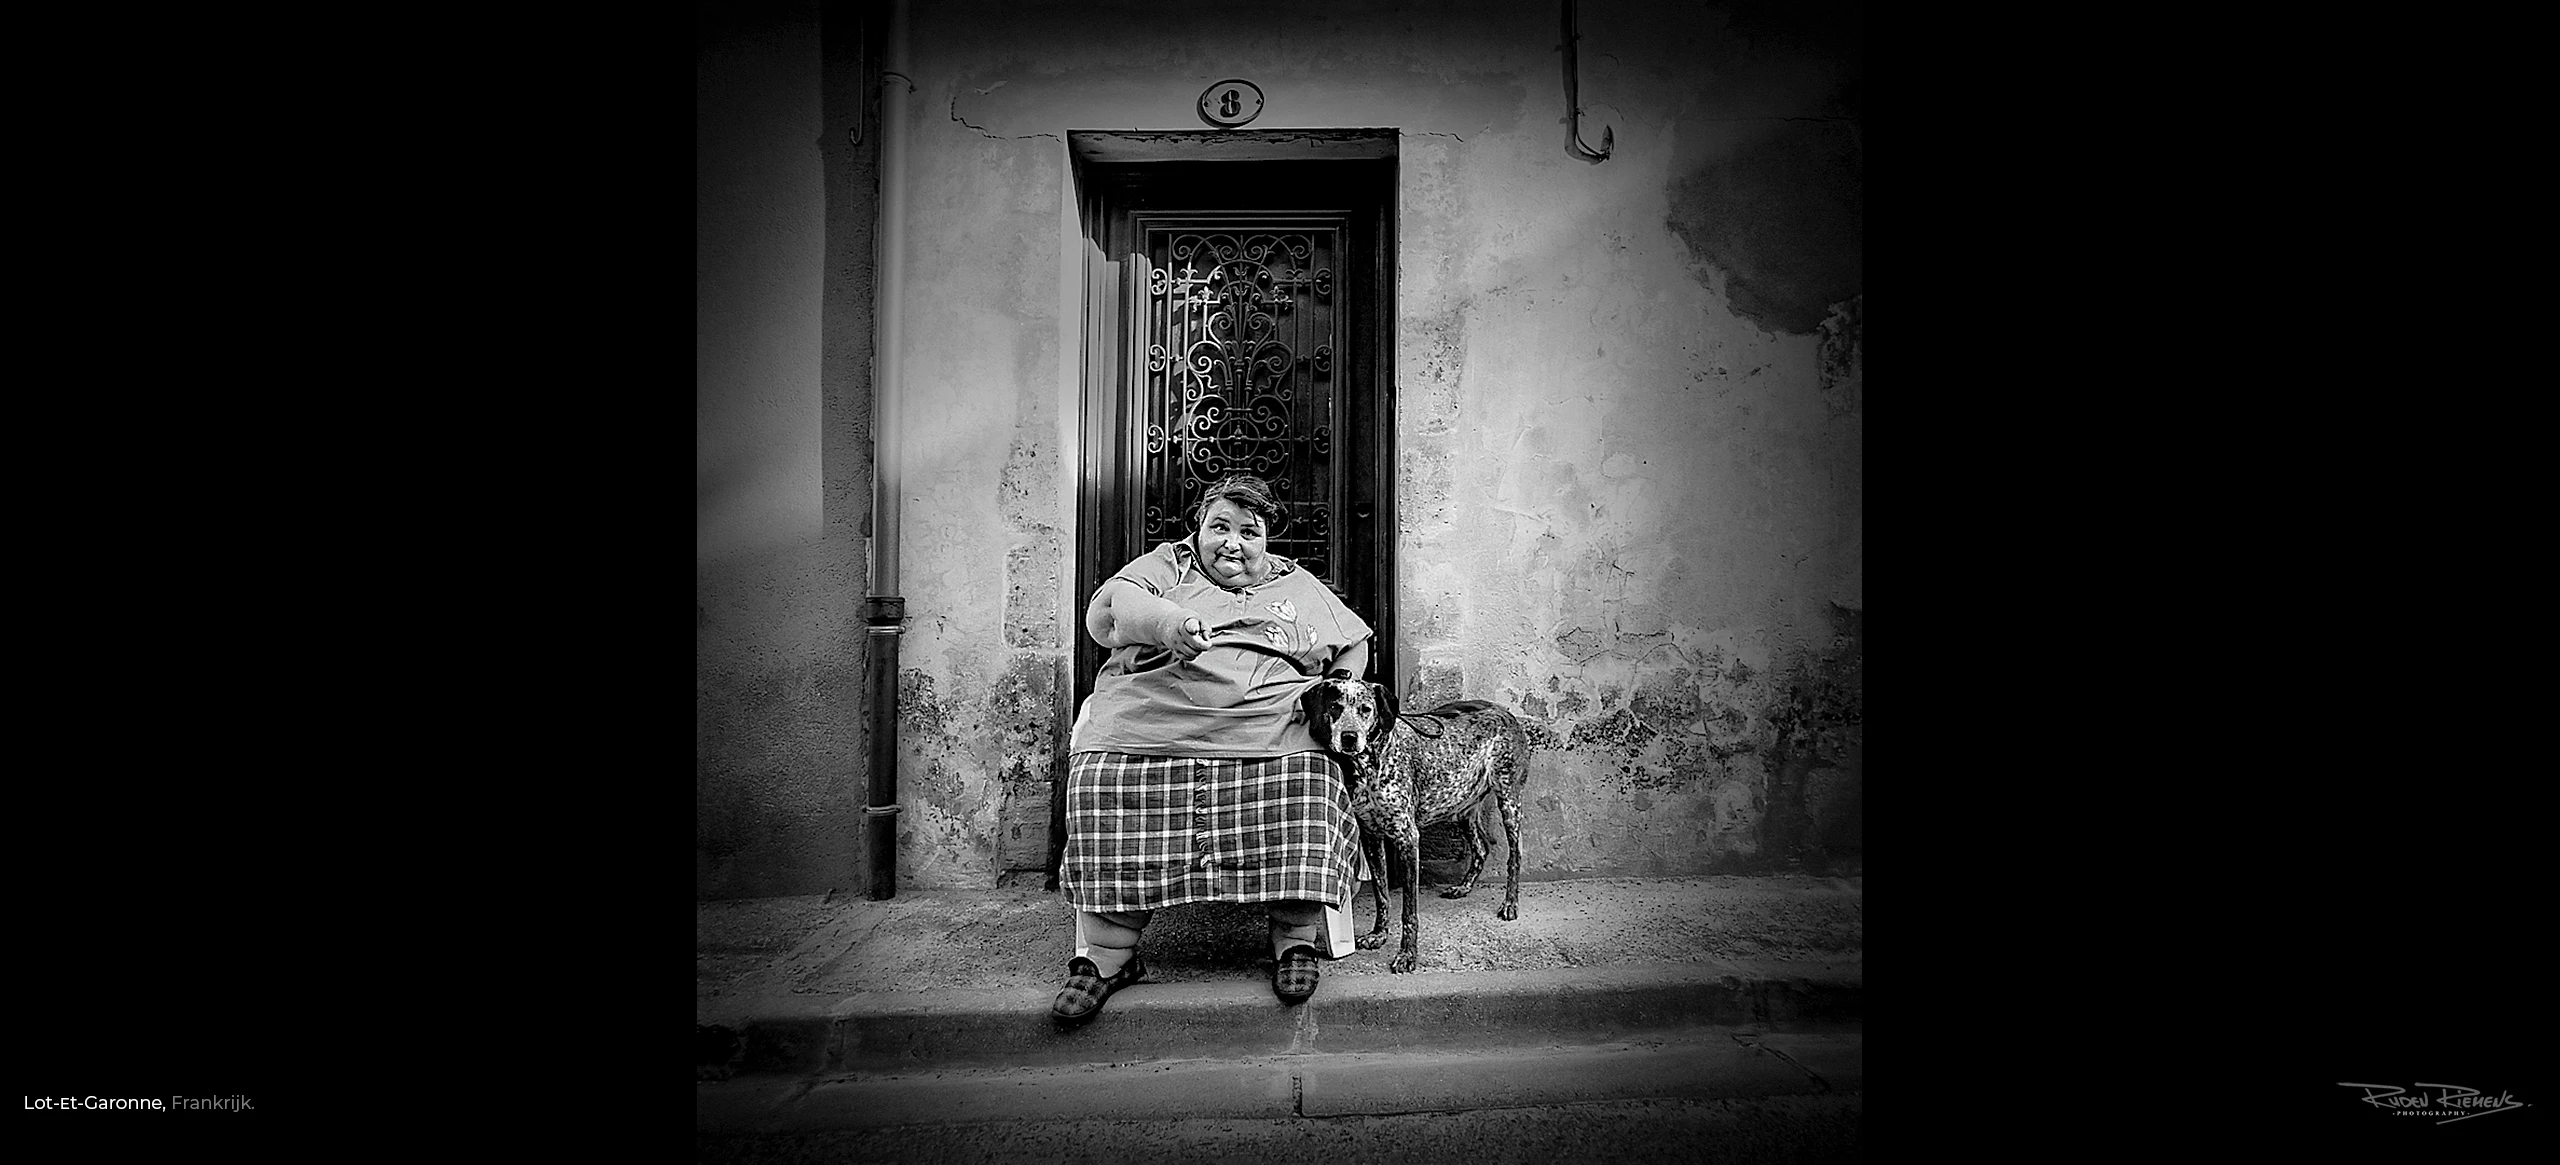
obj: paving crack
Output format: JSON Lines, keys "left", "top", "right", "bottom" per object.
{"left": 1731, "top": 1031, "right": 1831, "bottom": 1093}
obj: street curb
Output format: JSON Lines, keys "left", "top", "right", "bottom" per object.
{"left": 698, "top": 963, "right": 1861, "bottom": 1078}
{"left": 697, "top": 1033, "right": 1862, "bottom": 1134}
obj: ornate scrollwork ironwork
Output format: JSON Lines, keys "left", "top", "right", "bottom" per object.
{"left": 1140, "top": 224, "right": 1347, "bottom": 572}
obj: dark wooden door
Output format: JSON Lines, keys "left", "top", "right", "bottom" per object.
{"left": 1059, "top": 159, "right": 1396, "bottom": 875}
{"left": 1076, "top": 159, "right": 1394, "bottom": 701}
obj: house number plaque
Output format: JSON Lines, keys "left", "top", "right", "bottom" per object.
{"left": 1197, "top": 79, "right": 1264, "bottom": 128}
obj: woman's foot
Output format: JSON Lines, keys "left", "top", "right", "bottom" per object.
{"left": 1050, "top": 955, "right": 1145, "bottom": 1026}
{"left": 1273, "top": 945, "right": 1321, "bottom": 1004}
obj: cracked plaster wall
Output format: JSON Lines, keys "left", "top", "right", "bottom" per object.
{"left": 888, "top": 0, "right": 1861, "bottom": 886}
{"left": 714, "top": 0, "right": 1863, "bottom": 895}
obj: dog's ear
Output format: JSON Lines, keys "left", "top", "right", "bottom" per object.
{"left": 1298, "top": 679, "right": 1330, "bottom": 729}
{"left": 1371, "top": 682, "right": 1397, "bottom": 738}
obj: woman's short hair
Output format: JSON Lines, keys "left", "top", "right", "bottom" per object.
{"left": 1191, "top": 475, "right": 1288, "bottom": 536}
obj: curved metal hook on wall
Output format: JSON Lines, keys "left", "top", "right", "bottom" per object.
{"left": 1562, "top": 0, "right": 1613, "bottom": 163}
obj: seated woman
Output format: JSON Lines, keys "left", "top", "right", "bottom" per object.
{"left": 1053, "top": 474, "right": 1373, "bottom": 1025}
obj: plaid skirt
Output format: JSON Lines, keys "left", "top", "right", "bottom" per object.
{"left": 1061, "top": 750, "right": 1364, "bottom": 913}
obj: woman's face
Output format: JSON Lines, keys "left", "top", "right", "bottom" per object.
{"left": 1193, "top": 496, "right": 1271, "bottom": 585}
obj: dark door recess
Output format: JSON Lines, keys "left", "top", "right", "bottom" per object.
{"left": 1061, "top": 151, "right": 1398, "bottom": 877}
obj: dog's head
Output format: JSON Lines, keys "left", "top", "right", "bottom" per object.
{"left": 1300, "top": 676, "right": 1396, "bottom": 762}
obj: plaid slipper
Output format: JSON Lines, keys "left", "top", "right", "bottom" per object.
{"left": 1050, "top": 955, "right": 1145, "bottom": 1026}
{"left": 1273, "top": 945, "right": 1322, "bottom": 1004}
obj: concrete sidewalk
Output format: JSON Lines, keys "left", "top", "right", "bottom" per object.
{"left": 698, "top": 874, "right": 1862, "bottom": 1081}
{"left": 698, "top": 1033, "right": 1864, "bottom": 1149}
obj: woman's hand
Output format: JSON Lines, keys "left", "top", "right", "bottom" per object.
{"left": 1168, "top": 614, "right": 1213, "bottom": 660}
{"left": 1087, "top": 579, "right": 1212, "bottom": 659}
{"left": 1329, "top": 637, "right": 1371, "bottom": 681}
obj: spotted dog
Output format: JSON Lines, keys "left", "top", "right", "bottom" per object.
{"left": 1299, "top": 677, "right": 1529, "bottom": 973}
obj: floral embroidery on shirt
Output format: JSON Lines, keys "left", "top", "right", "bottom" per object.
{"left": 1268, "top": 598, "right": 1297, "bottom": 623}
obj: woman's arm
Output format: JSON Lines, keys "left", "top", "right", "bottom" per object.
{"left": 1328, "top": 636, "right": 1371, "bottom": 681}
{"left": 1086, "top": 578, "right": 1213, "bottom": 660}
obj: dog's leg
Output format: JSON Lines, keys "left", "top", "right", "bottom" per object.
{"left": 1356, "top": 821, "right": 1392, "bottom": 949}
{"left": 1495, "top": 729, "right": 1526, "bottom": 922}
{"left": 1439, "top": 815, "right": 1484, "bottom": 898}
{"left": 1348, "top": 765, "right": 1394, "bottom": 950}
{"left": 1440, "top": 795, "right": 1495, "bottom": 899}
{"left": 1389, "top": 814, "right": 1423, "bottom": 973}
{"left": 1494, "top": 780, "right": 1524, "bottom": 921}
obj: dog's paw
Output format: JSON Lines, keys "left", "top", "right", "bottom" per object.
{"left": 1355, "top": 932, "right": 1389, "bottom": 950}
{"left": 1388, "top": 950, "right": 1418, "bottom": 973}
{"left": 1496, "top": 903, "right": 1518, "bottom": 921}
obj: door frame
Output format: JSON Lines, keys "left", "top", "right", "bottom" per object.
{"left": 1056, "top": 132, "right": 1399, "bottom": 878}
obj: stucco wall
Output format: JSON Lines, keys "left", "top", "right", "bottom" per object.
{"left": 697, "top": 1, "right": 877, "bottom": 899}
{"left": 874, "top": 0, "right": 1862, "bottom": 889}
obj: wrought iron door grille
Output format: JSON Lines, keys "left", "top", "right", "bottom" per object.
{"left": 1136, "top": 220, "right": 1346, "bottom": 586}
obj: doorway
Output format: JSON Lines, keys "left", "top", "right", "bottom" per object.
{"left": 1058, "top": 133, "right": 1398, "bottom": 876}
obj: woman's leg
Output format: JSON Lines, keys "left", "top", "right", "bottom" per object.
{"left": 1267, "top": 900, "right": 1324, "bottom": 960}
{"left": 1075, "top": 909, "right": 1150, "bottom": 977}
{"left": 1054, "top": 908, "right": 1151, "bottom": 1025}
{"left": 1268, "top": 900, "right": 1326, "bottom": 1003}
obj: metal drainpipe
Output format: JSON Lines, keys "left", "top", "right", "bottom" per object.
{"left": 865, "top": 0, "right": 912, "bottom": 901}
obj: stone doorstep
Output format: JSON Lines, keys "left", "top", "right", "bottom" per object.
{"left": 698, "top": 965, "right": 1863, "bottom": 1079}
{"left": 696, "top": 1034, "right": 1863, "bottom": 1133}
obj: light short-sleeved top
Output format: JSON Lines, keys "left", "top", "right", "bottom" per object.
{"left": 1069, "top": 541, "right": 1373, "bottom": 757}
